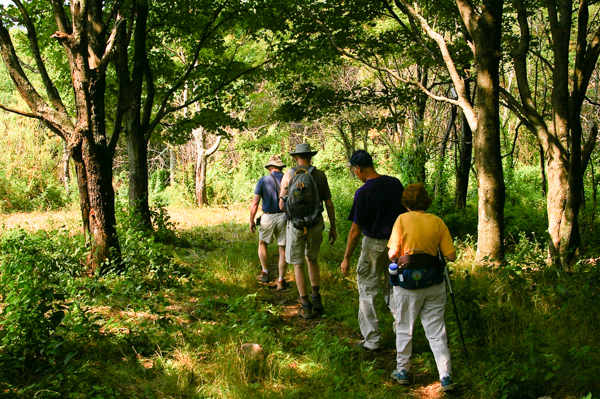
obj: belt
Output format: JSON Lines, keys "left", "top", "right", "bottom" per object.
{"left": 264, "top": 211, "right": 284, "bottom": 214}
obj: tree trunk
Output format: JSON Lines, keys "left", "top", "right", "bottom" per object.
{"left": 539, "top": 144, "right": 547, "bottom": 196}
{"left": 509, "top": 0, "right": 600, "bottom": 268}
{"left": 411, "top": 67, "right": 428, "bottom": 183}
{"left": 82, "top": 139, "right": 120, "bottom": 268}
{"left": 471, "top": 1, "right": 505, "bottom": 262}
{"left": 193, "top": 127, "right": 207, "bottom": 206}
{"left": 193, "top": 127, "right": 222, "bottom": 206}
{"left": 71, "top": 142, "right": 91, "bottom": 244}
{"left": 62, "top": 141, "right": 71, "bottom": 195}
{"left": 434, "top": 105, "right": 456, "bottom": 201}
{"left": 126, "top": 126, "right": 152, "bottom": 229}
{"left": 170, "top": 146, "right": 177, "bottom": 185}
{"left": 454, "top": 106, "right": 473, "bottom": 209}
{"left": 121, "top": 0, "right": 153, "bottom": 230}
{"left": 196, "top": 150, "right": 208, "bottom": 206}
{"left": 338, "top": 121, "right": 355, "bottom": 165}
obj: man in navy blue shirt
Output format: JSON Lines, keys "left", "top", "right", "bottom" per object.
{"left": 250, "top": 155, "right": 289, "bottom": 290}
{"left": 341, "top": 150, "right": 406, "bottom": 351}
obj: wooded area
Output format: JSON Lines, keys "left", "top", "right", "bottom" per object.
{"left": 0, "top": 1, "right": 599, "bottom": 398}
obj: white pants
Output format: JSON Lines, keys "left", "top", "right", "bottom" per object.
{"left": 357, "top": 236, "right": 396, "bottom": 349}
{"left": 394, "top": 282, "right": 451, "bottom": 377}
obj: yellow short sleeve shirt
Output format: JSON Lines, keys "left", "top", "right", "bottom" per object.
{"left": 387, "top": 211, "right": 455, "bottom": 257}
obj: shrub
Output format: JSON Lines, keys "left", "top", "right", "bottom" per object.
{"left": 0, "top": 228, "right": 84, "bottom": 373}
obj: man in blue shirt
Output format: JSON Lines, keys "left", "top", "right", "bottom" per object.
{"left": 340, "top": 150, "right": 406, "bottom": 351}
{"left": 250, "top": 155, "right": 289, "bottom": 290}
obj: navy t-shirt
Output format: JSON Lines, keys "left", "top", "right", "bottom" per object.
{"left": 254, "top": 171, "right": 284, "bottom": 213}
{"left": 347, "top": 175, "right": 407, "bottom": 239}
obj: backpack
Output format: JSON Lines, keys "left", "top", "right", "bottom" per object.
{"left": 284, "top": 166, "right": 323, "bottom": 231}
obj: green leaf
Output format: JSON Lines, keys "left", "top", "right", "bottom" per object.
{"left": 64, "top": 351, "right": 77, "bottom": 365}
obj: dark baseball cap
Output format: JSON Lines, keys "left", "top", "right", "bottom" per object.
{"left": 348, "top": 150, "right": 373, "bottom": 167}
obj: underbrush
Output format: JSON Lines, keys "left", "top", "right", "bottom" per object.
{"left": 451, "top": 233, "right": 600, "bottom": 399}
{"left": 0, "top": 205, "right": 598, "bottom": 398}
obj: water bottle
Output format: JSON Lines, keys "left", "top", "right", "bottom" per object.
{"left": 389, "top": 263, "right": 400, "bottom": 286}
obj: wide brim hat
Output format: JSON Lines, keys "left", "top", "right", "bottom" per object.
{"left": 289, "top": 143, "right": 318, "bottom": 156}
{"left": 265, "top": 155, "right": 286, "bottom": 169}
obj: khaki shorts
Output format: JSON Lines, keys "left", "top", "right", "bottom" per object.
{"left": 285, "top": 218, "right": 324, "bottom": 264}
{"left": 258, "top": 213, "right": 287, "bottom": 246}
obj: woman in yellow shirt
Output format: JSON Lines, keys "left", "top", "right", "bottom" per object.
{"left": 387, "top": 183, "right": 457, "bottom": 392}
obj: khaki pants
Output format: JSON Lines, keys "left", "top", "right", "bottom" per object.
{"left": 393, "top": 282, "right": 452, "bottom": 378}
{"left": 357, "top": 236, "right": 396, "bottom": 349}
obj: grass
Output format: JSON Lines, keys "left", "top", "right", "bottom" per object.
{"left": 0, "top": 204, "right": 599, "bottom": 399}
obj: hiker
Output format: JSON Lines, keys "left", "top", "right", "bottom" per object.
{"left": 249, "top": 155, "right": 289, "bottom": 290}
{"left": 340, "top": 150, "right": 406, "bottom": 351}
{"left": 387, "top": 183, "right": 457, "bottom": 392}
{"left": 279, "top": 143, "right": 337, "bottom": 319}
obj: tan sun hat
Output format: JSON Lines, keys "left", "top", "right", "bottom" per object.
{"left": 289, "top": 143, "right": 318, "bottom": 156}
{"left": 264, "top": 155, "right": 286, "bottom": 169}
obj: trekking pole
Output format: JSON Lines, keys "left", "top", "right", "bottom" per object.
{"left": 440, "top": 252, "right": 470, "bottom": 362}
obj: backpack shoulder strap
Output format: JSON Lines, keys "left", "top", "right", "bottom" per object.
{"left": 306, "top": 166, "right": 320, "bottom": 202}
{"left": 270, "top": 173, "right": 280, "bottom": 193}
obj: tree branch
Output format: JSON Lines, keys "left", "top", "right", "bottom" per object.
{"left": 0, "top": 21, "right": 73, "bottom": 136}
{"left": 49, "top": 0, "right": 71, "bottom": 35}
{"left": 396, "top": 0, "right": 477, "bottom": 130}
{"left": 0, "top": 102, "right": 43, "bottom": 119}
{"left": 205, "top": 136, "right": 222, "bottom": 157}
{"left": 582, "top": 121, "right": 597, "bottom": 172}
{"left": 98, "top": 17, "right": 124, "bottom": 73}
{"left": 13, "top": 0, "right": 69, "bottom": 116}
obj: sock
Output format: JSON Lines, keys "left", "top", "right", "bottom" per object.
{"left": 311, "top": 286, "right": 320, "bottom": 297}
{"left": 262, "top": 269, "right": 268, "bottom": 274}
{"left": 440, "top": 373, "right": 450, "bottom": 380}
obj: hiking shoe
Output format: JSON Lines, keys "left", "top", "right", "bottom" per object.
{"left": 441, "top": 375, "right": 455, "bottom": 392}
{"left": 311, "top": 294, "right": 323, "bottom": 314}
{"left": 256, "top": 271, "right": 269, "bottom": 284}
{"left": 276, "top": 279, "right": 290, "bottom": 291}
{"left": 298, "top": 302, "right": 314, "bottom": 319}
{"left": 391, "top": 369, "right": 410, "bottom": 385}
{"left": 356, "top": 341, "right": 380, "bottom": 352}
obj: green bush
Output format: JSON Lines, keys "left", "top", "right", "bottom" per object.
{"left": 0, "top": 228, "right": 84, "bottom": 373}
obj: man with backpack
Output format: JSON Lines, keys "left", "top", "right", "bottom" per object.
{"left": 279, "top": 143, "right": 337, "bottom": 319}
{"left": 340, "top": 150, "right": 406, "bottom": 351}
{"left": 249, "top": 155, "right": 289, "bottom": 290}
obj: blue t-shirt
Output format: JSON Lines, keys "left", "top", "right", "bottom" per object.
{"left": 347, "top": 175, "right": 407, "bottom": 239}
{"left": 254, "top": 171, "right": 284, "bottom": 213}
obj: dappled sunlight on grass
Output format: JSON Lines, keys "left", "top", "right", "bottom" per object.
{"left": 1, "top": 203, "right": 598, "bottom": 398}
{"left": 0, "top": 208, "right": 81, "bottom": 231}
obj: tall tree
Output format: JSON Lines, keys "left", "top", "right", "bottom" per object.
{"left": 0, "top": 0, "right": 271, "bottom": 266}
{"left": 114, "top": 0, "right": 270, "bottom": 228}
{"left": 0, "top": 0, "right": 121, "bottom": 269}
{"left": 502, "top": 0, "right": 599, "bottom": 267}
{"left": 192, "top": 126, "right": 222, "bottom": 206}
{"left": 278, "top": 0, "right": 504, "bottom": 260}
{"left": 382, "top": 0, "right": 506, "bottom": 261}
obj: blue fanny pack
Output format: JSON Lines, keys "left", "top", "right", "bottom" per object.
{"left": 391, "top": 253, "right": 444, "bottom": 289}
